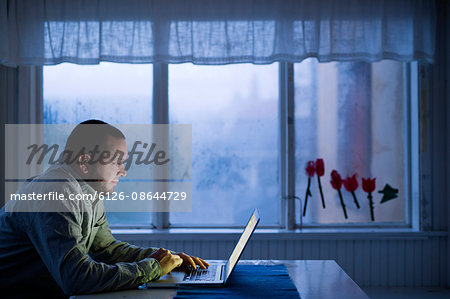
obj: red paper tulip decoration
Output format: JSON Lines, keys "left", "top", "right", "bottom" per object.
{"left": 362, "top": 178, "right": 376, "bottom": 193}
{"left": 330, "top": 170, "right": 347, "bottom": 219}
{"left": 330, "top": 170, "right": 342, "bottom": 189}
{"left": 315, "top": 158, "right": 326, "bottom": 208}
{"left": 362, "top": 178, "right": 376, "bottom": 221}
{"left": 303, "top": 161, "right": 316, "bottom": 217}
{"left": 343, "top": 174, "right": 360, "bottom": 209}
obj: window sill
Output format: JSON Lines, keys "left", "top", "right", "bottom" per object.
{"left": 111, "top": 228, "right": 448, "bottom": 241}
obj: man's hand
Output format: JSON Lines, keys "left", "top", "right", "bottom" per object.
{"left": 174, "top": 252, "right": 210, "bottom": 270}
{"left": 158, "top": 252, "right": 183, "bottom": 277}
{"left": 149, "top": 248, "right": 183, "bottom": 277}
{"left": 148, "top": 248, "right": 170, "bottom": 262}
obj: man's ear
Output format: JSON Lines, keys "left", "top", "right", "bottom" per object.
{"left": 77, "top": 154, "right": 91, "bottom": 174}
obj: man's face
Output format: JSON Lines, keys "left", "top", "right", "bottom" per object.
{"left": 86, "top": 136, "right": 127, "bottom": 193}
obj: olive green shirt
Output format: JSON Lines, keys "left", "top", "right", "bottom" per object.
{"left": 0, "top": 164, "right": 162, "bottom": 296}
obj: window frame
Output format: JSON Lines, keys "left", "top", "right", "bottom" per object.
{"left": 147, "top": 61, "right": 418, "bottom": 230}
{"left": 42, "top": 60, "right": 418, "bottom": 230}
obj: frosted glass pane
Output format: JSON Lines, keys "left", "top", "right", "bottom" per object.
{"left": 43, "top": 62, "right": 153, "bottom": 226}
{"left": 169, "top": 63, "right": 279, "bottom": 226}
{"left": 44, "top": 62, "right": 152, "bottom": 124}
{"left": 295, "top": 59, "right": 405, "bottom": 224}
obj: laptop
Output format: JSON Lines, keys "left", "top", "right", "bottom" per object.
{"left": 147, "top": 208, "right": 260, "bottom": 287}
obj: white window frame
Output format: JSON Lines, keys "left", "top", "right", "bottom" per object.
{"left": 145, "top": 61, "right": 418, "bottom": 230}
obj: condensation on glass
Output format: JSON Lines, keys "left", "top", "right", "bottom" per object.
{"left": 168, "top": 63, "right": 280, "bottom": 226}
{"left": 43, "top": 62, "right": 154, "bottom": 226}
{"left": 295, "top": 59, "right": 406, "bottom": 224}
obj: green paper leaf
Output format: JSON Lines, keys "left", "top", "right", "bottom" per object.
{"left": 378, "top": 184, "right": 398, "bottom": 203}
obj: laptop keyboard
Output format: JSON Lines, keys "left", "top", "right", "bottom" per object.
{"left": 183, "top": 265, "right": 218, "bottom": 281}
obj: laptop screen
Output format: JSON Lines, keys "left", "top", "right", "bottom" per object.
{"left": 225, "top": 209, "right": 260, "bottom": 279}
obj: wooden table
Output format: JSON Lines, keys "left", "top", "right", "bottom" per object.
{"left": 71, "top": 260, "right": 369, "bottom": 299}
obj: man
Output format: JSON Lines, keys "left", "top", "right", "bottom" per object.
{"left": 0, "top": 120, "right": 208, "bottom": 297}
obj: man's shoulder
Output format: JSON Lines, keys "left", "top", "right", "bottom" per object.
{"left": 6, "top": 165, "right": 89, "bottom": 214}
{"left": 37, "top": 164, "right": 77, "bottom": 182}
{"left": 20, "top": 164, "right": 82, "bottom": 194}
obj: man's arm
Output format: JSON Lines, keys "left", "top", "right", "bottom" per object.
{"left": 89, "top": 212, "right": 210, "bottom": 270}
{"left": 27, "top": 210, "right": 161, "bottom": 295}
{"left": 89, "top": 212, "right": 159, "bottom": 263}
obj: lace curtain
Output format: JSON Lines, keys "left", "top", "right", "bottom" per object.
{"left": 0, "top": 0, "right": 436, "bottom": 66}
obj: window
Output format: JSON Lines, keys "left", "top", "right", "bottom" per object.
{"left": 169, "top": 63, "right": 279, "bottom": 227}
{"left": 294, "top": 59, "right": 411, "bottom": 225}
{"left": 44, "top": 62, "right": 154, "bottom": 226}
{"left": 43, "top": 59, "right": 416, "bottom": 228}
